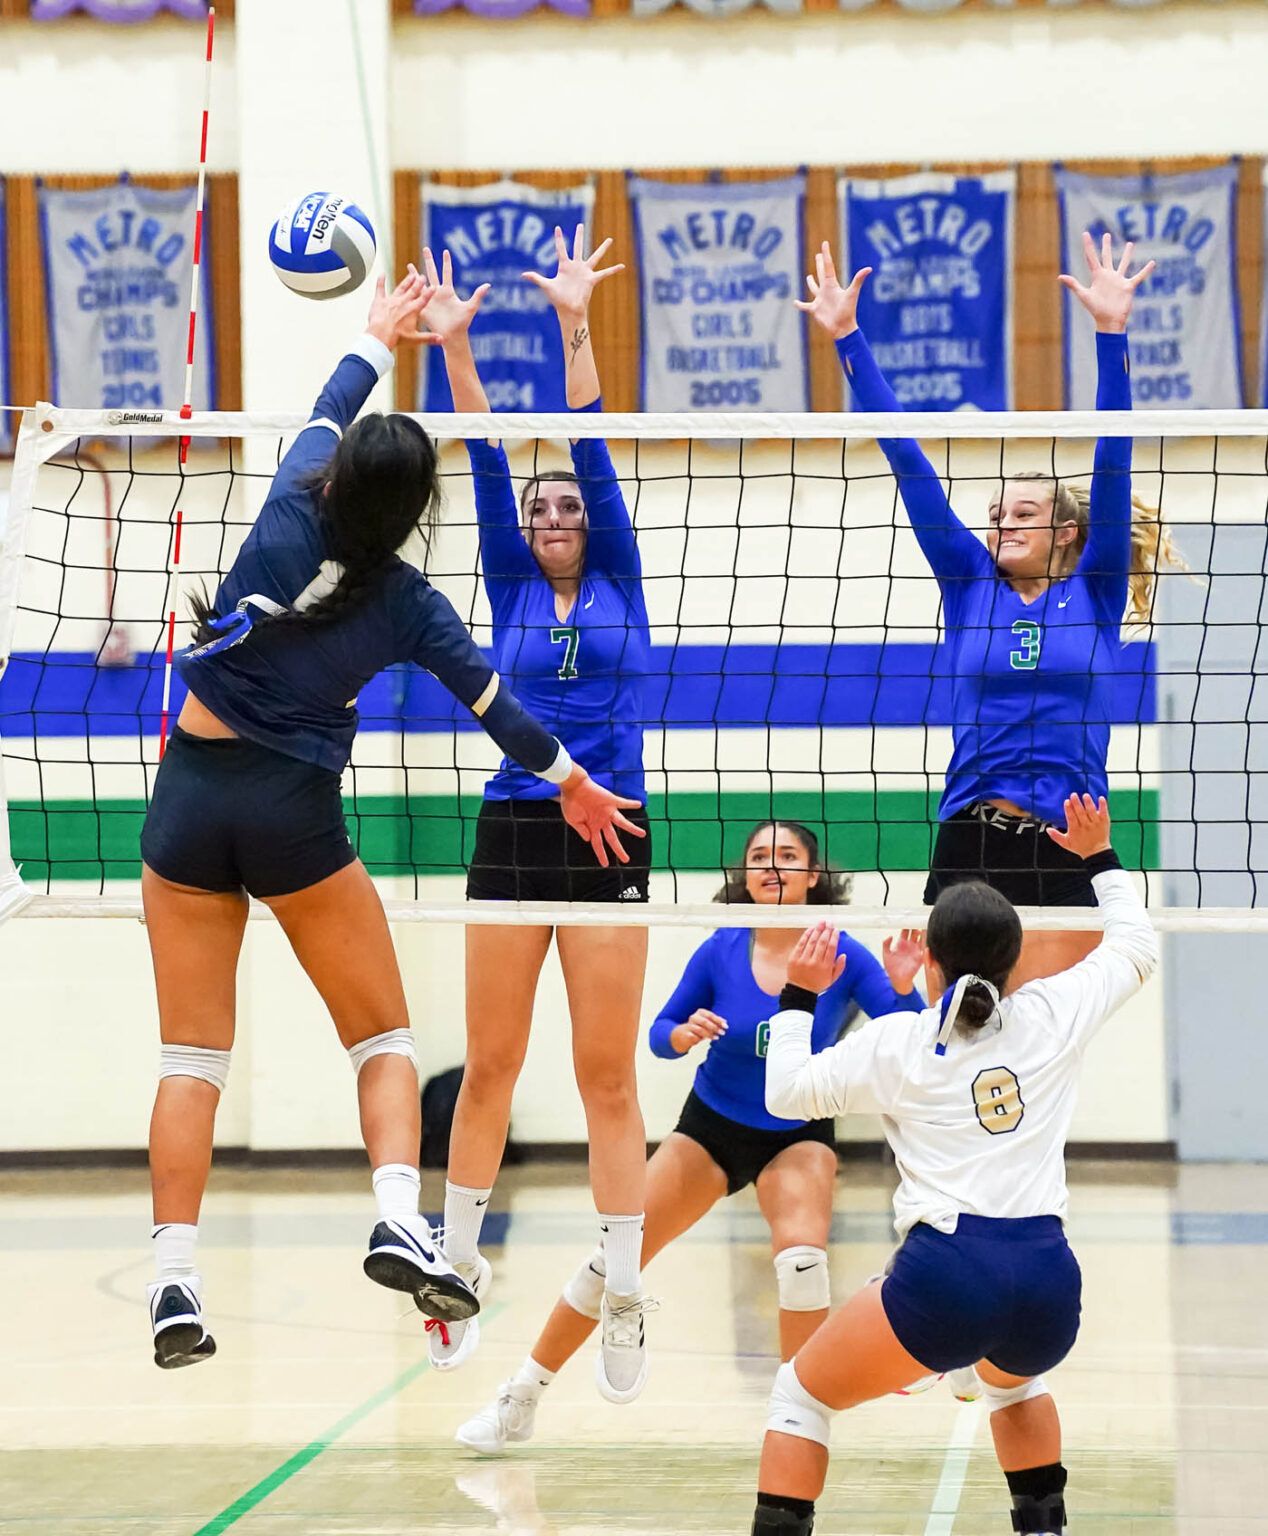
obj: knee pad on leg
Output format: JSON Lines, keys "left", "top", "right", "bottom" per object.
{"left": 774, "top": 1246, "right": 830, "bottom": 1312}
{"left": 766, "top": 1361, "right": 834, "bottom": 1449}
{"left": 347, "top": 1027, "right": 417, "bottom": 1077}
{"left": 159, "top": 1044, "right": 231, "bottom": 1093}
{"left": 561, "top": 1246, "right": 606, "bottom": 1320}
{"left": 982, "top": 1374, "right": 1049, "bottom": 1412}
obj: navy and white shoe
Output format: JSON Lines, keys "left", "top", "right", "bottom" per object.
{"left": 363, "top": 1218, "right": 480, "bottom": 1324}
{"left": 147, "top": 1275, "right": 216, "bottom": 1370}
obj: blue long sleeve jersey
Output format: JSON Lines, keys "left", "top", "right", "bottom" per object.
{"left": 176, "top": 336, "right": 565, "bottom": 780}
{"left": 837, "top": 329, "right": 1134, "bottom": 825}
{"left": 648, "top": 927, "right": 924, "bottom": 1132}
{"left": 465, "top": 401, "right": 649, "bottom": 802}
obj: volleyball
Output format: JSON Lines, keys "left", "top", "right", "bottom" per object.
{"left": 267, "top": 191, "right": 376, "bottom": 299}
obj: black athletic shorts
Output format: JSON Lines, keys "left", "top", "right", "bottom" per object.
{"left": 673, "top": 1088, "right": 836, "bottom": 1196}
{"left": 466, "top": 797, "right": 652, "bottom": 903}
{"left": 140, "top": 726, "right": 356, "bottom": 898}
{"left": 924, "top": 804, "right": 1096, "bottom": 908}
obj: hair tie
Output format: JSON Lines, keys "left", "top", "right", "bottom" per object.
{"left": 181, "top": 593, "right": 287, "bottom": 661}
{"left": 934, "top": 974, "right": 1000, "bottom": 1057}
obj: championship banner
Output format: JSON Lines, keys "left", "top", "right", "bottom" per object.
{"left": 33, "top": 0, "right": 208, "bottom": 17}
{"left": 38, "top": 180, "right": 214, "bottom": 414}
{"left": 1055, "top": 163, "right": 1242, "bottom": 410}
{"left": 841, "top": 170, "right": 1014, "bottom": 412}
{"left": 419, "top": 180, "right": 595, "bottom": 412}
{"left": 0, "top": 180, "right": 11, "bottom": 455}
{"left": 636, "top": 0, "right": 801, "bottom": 13}
{"left": 413, "top": 0, "right": 589, "bottom": 13}
{"left": 629, "top": 174, "right": 808, "bottom": 412}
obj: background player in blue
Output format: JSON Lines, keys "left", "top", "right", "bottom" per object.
{"left": 454, "top": 820, "right": 925, "bottom": 1451}
{"left": 420, "top": 230, "right": 654, "bottom": 1396}
{"left": 138, "top": 272, "right": 638, "bottom": 1371}
{"left": 799, "top": 234, "right": 1185, "bottom": 988}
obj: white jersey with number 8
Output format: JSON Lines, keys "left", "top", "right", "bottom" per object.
{"left": 765, "top": 869, "right": 1159, "bottom": 1238}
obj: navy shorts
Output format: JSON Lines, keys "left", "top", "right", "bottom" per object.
{"left": 466, "top": 798, "right": 652, "bottom": 903}
{"left": 140, "top": 727, "right": 357, "bottom": 898}
{"left": 673, "top": 1089, "right": 836, "bottom": 1196}
{"left": 881, "top": 1214, "right": 1082, "bottom": 1377}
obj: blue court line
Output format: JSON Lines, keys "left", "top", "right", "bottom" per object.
{"left": 0, "top": 640, "right": 1156, "bottom": 737}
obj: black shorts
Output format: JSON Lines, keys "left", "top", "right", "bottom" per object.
{"left": 924, "top": 804, "right": 1096, "bottom": 907}
{"left": 465, "top": 798, "right": 652, "bottom": 903}
{"left": 140, "top": 726, "right": 356, "bottom": 898}
{"left": 673, "top": 1089, "right": 836, "bottom": 1196}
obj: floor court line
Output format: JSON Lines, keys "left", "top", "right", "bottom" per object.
{"left": 922, "top": 1400, "right": 981, "bottom": 1536}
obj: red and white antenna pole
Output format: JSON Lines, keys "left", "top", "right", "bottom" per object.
{"left": 158, "top": 2, "right": 215, "bottom": 760}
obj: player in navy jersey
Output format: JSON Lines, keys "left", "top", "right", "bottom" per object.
{"left": 418, "top": 230, "right": 654, "bottom": 1396}
{"left": 453, "top": 820, "right": 926, "bottom": 1451}
{"left": 800, "top": 234, "right": 1185, "bottom": 989}
{"left": 749, "top": 796, "right": 1158, "bottom": 1536}
{"left": 138, "top": 271, "right": 639, "bottom": 1371}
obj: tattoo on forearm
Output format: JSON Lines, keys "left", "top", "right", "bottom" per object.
{"left": 568, "top": 326, "right": 589, "bottom": 368}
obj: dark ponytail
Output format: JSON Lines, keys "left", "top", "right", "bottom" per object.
{"left": 190, "top": 413, "right": 441, "bottom": 644}
{"left": 714, "top": 820, "right": 854, "bottom": 906}
{"left": 926, "top": 881, "right": 1021, "bottom": 1030}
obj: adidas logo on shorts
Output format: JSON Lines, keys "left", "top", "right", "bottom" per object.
{"left": 619, "top": 885, "right": 641, "bottom": 901}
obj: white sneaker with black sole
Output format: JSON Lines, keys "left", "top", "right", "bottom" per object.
{"left": 148, "top": 1275, "right": 216, "bottom": 1370}
{"left": 595, "top": 1290, "right": 657, "bottom": 1404}
{"left": 427, "top": 1252, "right": 492, "bottom": 1370}
{"left": 454, "top": 1379, "right": 539, "bottom": 1453}
{"left": 363, "top": 1218, "right": 479, "bottom": 1323}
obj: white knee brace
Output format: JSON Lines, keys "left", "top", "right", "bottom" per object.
{"left": 766, "top": 1360, "right": 835, "bottom": 1448}
{"left": 562, "top": 1245, "right": 606, "bottom": 1320}
{"left": 774, "top": 1246, "right": 830, "bottom": 1312}
{"left": 347, "top": 1027, "right": 417, "bottom": 1077}
{"left": 981, "top": 1374, "right": 1049, "bottom": 1411}
{"left": 159, "top": 1043, "right": 231, "bottom": 1093}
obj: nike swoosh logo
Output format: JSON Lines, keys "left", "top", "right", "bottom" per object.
{"left": 474, "top": 1198, "right": 489, "bottom": 1207}
{"left": 794, "top": 1262, "right": 817, "bottom": 1273}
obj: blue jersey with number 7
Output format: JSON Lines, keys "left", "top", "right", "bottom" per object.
{"left": 465, "top": 401, "right": 649, "bottom": 802}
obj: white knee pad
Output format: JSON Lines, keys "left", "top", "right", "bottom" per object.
{"left": 347, "top": 1027, "right": 417, "bottom": 1077}
{"left": 774, "top": 1246, "right": 830, "bottom": 1313}
{"left": 981, "top": 1374, "right": 1049, "bottom": 1411}
{"left": 561, "top": 1246, "right": 606, "bottom": 1320}
{"left": 159, "top": 1044, "right": 231, "bottom": 1093}
{"left": 766, "top": 1361, "right": 835, "bottom": 1448}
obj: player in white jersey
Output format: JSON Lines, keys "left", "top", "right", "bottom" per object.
{"left": 749, "top": 794, "right": 1158, "bottom": 1536}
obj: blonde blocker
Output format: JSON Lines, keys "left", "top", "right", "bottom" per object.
{"left": 1006, "top": 470, "right": 1188, "bottom": 625}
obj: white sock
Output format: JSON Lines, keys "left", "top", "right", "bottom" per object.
{"left": 598, "top": 1213, "right": 643, "bottom": 1296}
{"left": 511, "top": 1356, "right": 556, "bottom": 1400}
{"left": 152, "top": 1222, "right": 198, "bottom": 1282}
{"left": 445, "top": 1180, "right": 492, "bottom": 1265}
{"left": 372, "top": 1163, "right": 421, "bottom": 1223}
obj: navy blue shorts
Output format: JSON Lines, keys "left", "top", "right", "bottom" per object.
{"left": 881, "top": 1215, "right": 1082, "bottom": 1377}
{"left": 140, "top": 727, "right": 357, "bottom": 898}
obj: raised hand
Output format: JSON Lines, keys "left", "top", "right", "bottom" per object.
{"left": 522, "top": 224, "right": 624, "bottom": 319}
{"left": 882, "top": 928, "right": 925, "bottom": 996}
{"left": 795, "top": 241, "right": 872, "bottom": 341}
{"left": 558, "top": 766, "right": 646, "bottom": 869}
{"left": 786, "top": 921, "right": 847, "bottom": 996}
{"left": 1059, "top": 231, "right": 1156, "bottom": 335}
{"left": 412, "top": 248, "right": 490, "bottom": 344}
{"left": 669, "top": 1009, "right": 728, "bottom": 1056}
{"left": 364, "top": 269, "right": 438, "bottom": 352}
{"left": 1047, "top": 793, "right": 1113, "bottom": 859}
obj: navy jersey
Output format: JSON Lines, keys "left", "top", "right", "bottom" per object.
{"left": 466, "top": 400, "right": 649, "bottom": 802}
{"left": 837, "top": 328, "right": 1134, "bottom": 824}
{"left": 177, "top": 336, "right": 562, "bottom": 780}
{"left": 648, "top": 926, "right": 923, "bottom": 1132}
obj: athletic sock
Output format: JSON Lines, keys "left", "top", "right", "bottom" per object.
{"left": 372, "top": 1163, "right": 421, "bottom": 1222}
{"left": 510, "top": 1356, "right": 556, "bottom": 1400}
{"left": 753, "top": 1491, "right": 815, "bottom": 1533}
{"left": 1006, "top": 1463, "right": 1068, "bottom": 1533}
{"left": 598, "top": 1212, "right": 644, "bottom": 1296}
{"left": 444, "top": 1180, "right": 492, "bottom": 1265}
{"left": 152, "top": 1222, "right": 198, "bottom": 1282}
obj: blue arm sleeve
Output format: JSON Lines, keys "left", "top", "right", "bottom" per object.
{"left": 836, "top": 331, "right": 993, "bottom": 592}
{"left": 465, "top": 438, "right": 539, "bottom": 612}
{"left": 1077, "top": 332, "right": 1133, "bottom": 621}
{"left": 648, "top": 938, "right": 716, "bottom": 1059}
{"left": 570, "top": 399, "right": 642, "bottom": 587}
{"left": 410, "top": 583, "right": 563, "bottom": 776}
{"left": 842, "top": 938, "right": 925, "bottom": 1019}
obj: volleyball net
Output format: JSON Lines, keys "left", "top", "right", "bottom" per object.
{"left": 2, "top": 404, "right": 1267, "bottom": 929}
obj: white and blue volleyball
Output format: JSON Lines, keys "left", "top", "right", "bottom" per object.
{"left": 268, "top": 192, "right": 376, "bottom": 300}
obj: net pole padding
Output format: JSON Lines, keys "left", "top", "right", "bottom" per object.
{"left": 158, "top": 3, "right": 216, "bottom": 761}
{"left": 12, "top": 897, "right": 1268, "bottom": 933}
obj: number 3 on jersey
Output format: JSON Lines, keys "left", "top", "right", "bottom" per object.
{"left": 1009, "top": 619, "right": 1041, "bottom": 671}
{"left": 972, "top": 1066, "right": 1025, "bottom": 1135}
{"left": 550, "top": 625, "right": 580, "bottom": 680}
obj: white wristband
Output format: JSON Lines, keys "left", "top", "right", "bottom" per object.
{"left": 538, "top": 743, "right": 573, "bottom": 786}
{"left": 348, "top": 333, "right": 395, "bottom": 379}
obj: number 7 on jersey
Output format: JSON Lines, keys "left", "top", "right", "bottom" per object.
{"left": 550, "top": 625, "right": 580, "bottom": 680}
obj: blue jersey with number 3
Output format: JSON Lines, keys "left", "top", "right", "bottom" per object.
{"left": 466, "top": 402, "right": 649, "bottom": 802}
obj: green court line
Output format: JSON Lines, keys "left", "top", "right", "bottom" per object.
{"left": 192, "top": 1303, "right": 505, "bottom": 1536}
